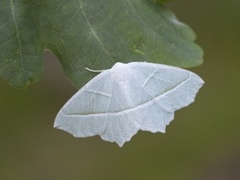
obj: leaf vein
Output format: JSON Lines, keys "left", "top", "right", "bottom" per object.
{"left": 0, "top": 36, "right": 17, "bottom": 48}
{"left": 78, "top": 0, "right": 115, "bottom": 64}
{"left": 9, "top": 0, "right": 26, "bottom": 81}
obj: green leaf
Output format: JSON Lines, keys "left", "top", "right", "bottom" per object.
{"left": 149, "top": 0, "right": 172, "bottom": 3}
{"left": 0, "top": 0, "right": 43, "bottom": 88}
{"left": 0, "top": 0, "right": 203, "bottom": 89}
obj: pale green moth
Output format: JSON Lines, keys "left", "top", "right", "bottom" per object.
{"left": 54, "top": 62, "right": 204, "bottom": 147}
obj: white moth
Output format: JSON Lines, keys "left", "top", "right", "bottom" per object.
{"left": 54, "top": 62, "right": 204, "bottom": 147}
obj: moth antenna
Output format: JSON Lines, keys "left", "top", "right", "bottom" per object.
{"left": 85, "top": 67, "right": 105, "bottom": 73}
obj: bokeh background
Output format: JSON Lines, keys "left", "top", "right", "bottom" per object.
{"left": 1, "top": 0, "right": 240, "bottom": 179}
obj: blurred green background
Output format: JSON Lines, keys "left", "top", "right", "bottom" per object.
{"left": 1, "top": 0, "right": 240, "bottom": 179}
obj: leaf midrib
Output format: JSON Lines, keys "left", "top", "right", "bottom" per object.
{"left": 10, "top": 0, "right": 26, "bottom": 80}
{"left": 78, "top": 0, "right": 115, "bottom": 64}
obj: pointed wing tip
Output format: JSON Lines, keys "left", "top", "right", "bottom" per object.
{"left": 192, "top": 72, "right": 204, "bottom": 86}
{"left": 198, "top": 78, "right": 205, "bottom": 87}
{"left": 100, "top": 137, "right": 130, "bottom": 148}
{"left": 53, "top": 114, "right": 64, "bottom": 129}
{"left": 53, "top": 120, "right": 60, "bottom": 129}
{"left": 117, "top": 142, "right": 125, "bottom": 147}
{"left": 53, "top": 111, "right": 63, "bottom": 127}
{"left": 100, "top": 130, "right": 139, "bottom": 148}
